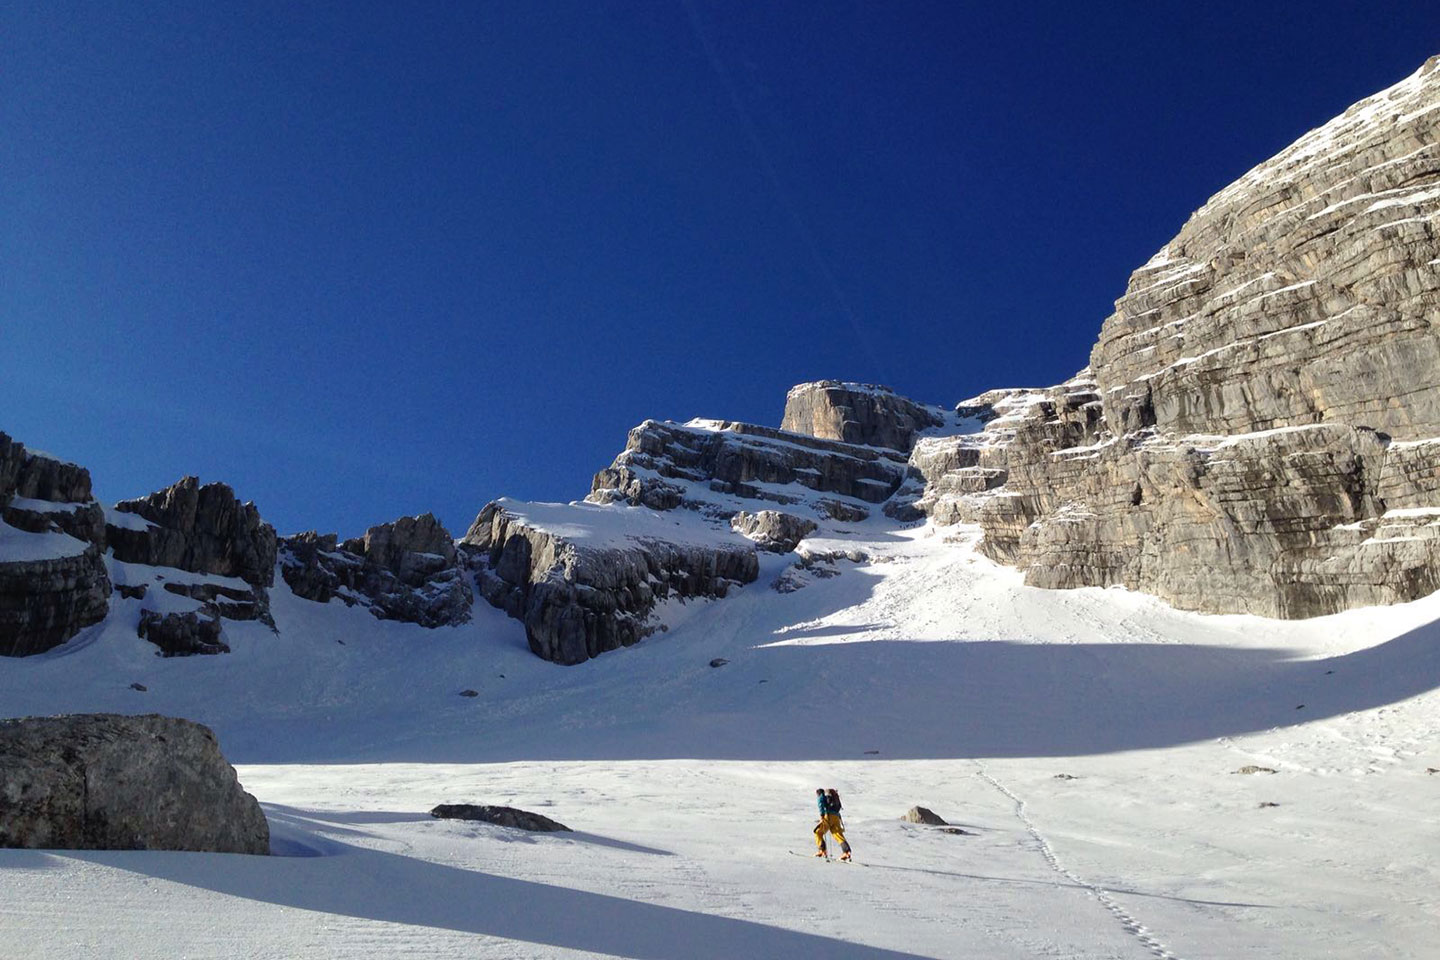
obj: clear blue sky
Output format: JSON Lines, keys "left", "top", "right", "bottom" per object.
{"left": 3, "top": 2, "right": 1436, "bottom": 537}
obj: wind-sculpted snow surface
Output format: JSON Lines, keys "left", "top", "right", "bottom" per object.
{"left": 2, "top": 522, "right": 1438, "bottom": 958}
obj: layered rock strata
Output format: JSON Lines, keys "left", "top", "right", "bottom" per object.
{"left": 730, "top": 510, "right": 817, "bottom": 553}
{"left": 781, "top": 381, "right": 945, "bottom": 452}
{"left": 464, "top": 500, "right": 758, "bottom": 665}
{"left": 280, "top": 513, "right": 473, "bottom": 627}
{"left": 0, "top": 434, "right": 110, "bottom": 656}
{"left": 0, "top": 714, "right": 268, "bottom": 854}
{"left": 108, "top": 477, "right": 277, "bottom": 585}
{"left": 138, "top": 609, "right": 229, "bottom": 657}
{"left": 904, "top": 56, "right": 1440, "bottom": 618}
{"left": 107, "top": 476, "right": 277, "bottom": 634}
{"left": 589, "top": 418, "right": 907, "bottom": 518}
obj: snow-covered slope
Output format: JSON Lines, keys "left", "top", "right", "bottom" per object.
{"left": 2, "top": 516, "right": 1436, "bottom": 959}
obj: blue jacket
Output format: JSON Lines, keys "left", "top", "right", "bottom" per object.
{"left": 817, "top": 793, "right": 841, "bottom": 817}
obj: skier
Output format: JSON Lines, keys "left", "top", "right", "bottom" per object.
{"left": 813, "top": 787, "right": 852, "bottom": 861}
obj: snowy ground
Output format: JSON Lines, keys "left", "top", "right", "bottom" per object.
{"left": 2, "top": 521, "right": 1438, "bottom": 958}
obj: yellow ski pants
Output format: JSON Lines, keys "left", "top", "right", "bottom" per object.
{"left": 814, "top": 813, "right": 848, "bottom": 852}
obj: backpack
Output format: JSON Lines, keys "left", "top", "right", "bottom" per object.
{"left": 826, "top": 789, "right": 842, "bottom": 814}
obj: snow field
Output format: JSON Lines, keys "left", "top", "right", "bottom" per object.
{"left": 1, "top": 522, "right": 1437, "bottom": 958}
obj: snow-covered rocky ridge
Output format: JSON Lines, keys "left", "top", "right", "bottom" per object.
{"left": 2, "top": 512, "right": 1437, "bottom": 958}
{"left": 4, "top": 54, "right": 1440, "bottom": 958}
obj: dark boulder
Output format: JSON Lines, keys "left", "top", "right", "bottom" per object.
{"left": 430, "top": 803, "right": 571, "bottom": 832}
{"left": 0, "top": 714, "right": 269, "bottom": 854}
{"left": 138, "top": 610, "right": 228, "bottom": 657}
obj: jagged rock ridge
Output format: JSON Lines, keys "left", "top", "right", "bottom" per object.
{"left": 280, "top": 513, "right": 473, "bottom": 628}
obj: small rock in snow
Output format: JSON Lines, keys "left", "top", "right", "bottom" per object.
{"left": 459, "top": 689, "right": 479, "bottom": 698}
{"left": 1234, "top": 765, "right": 1279, "bottom": 775}
{"left": 430, "top": 804, "right": 570, "bottom": 832}
{"left": 1053, "top": 773, "right": 1079, "bottom": 780}
{"left": 129, "top": 683, "right": 147, "bottom": 692}
{"left": 902, "top": 806, "right": 948, "bottom": 825}
{"left": 709, "top": 658, "right": 729, "bottom": 668}
{"left": 1258, "top": 801, "right": 1281, "bottom": 808}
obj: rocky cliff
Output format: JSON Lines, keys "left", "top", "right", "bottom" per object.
{"left": 903, "top": 55, "right": 1440, "bottom": 618}
{"left": 589, "top": 417, "right": 911, "bottom": 518}
{"left": 780, "top": 382, "right": 946, "bottom": 452}
{"left": 280, "top": 513, "right": 473, "bottom": 628}
{"left": 0, "top": 435, "right": 110, "bottom": 656}
{"left": 4, "top": 57, "right": 1438, "bottom": 659}
{"left": 463, "top": 500, "right": 758, "bottom": 664}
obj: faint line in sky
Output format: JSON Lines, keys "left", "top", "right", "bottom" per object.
{"left": 679, "top": 0, "right": 891, "bottom": 383}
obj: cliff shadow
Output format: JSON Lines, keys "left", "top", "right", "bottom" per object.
{"left": 51, "top": 842, "right": 936, "bottom": 960}
{"left": 370, "top": 613, "right": 1440, "bottom": 763}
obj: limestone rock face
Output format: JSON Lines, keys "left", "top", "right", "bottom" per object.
{"left": 0, "top": 547, "right": 111, "bottom": 657}
{"left": 107, "top": 477, "right": 276, "bottom": 636}
{"left": 1092, "top": 55, "right": 1440, "bottom": 442}
{"left": 0, "top": 714, "right": 268, "bottom": 854}
{"left": 463, "top": 500, "right": 758, "bottom": 665}
{"left": 589, "top": 418, "right": 909, "bottom": 516}
{"left": 782, "top": 381, "right": 945, "bottom": 452}
{"left": 280, "top": 513, "right": 473, "bottom": 627}
{"left": 910, "top": 56, "right": 1440, "bottom": 618}
{"left": 730, "top": 510, "right": 817, "bottom": 553}
{"left": 107, "top": 477, "right": 277, "bottom": 588}
{"left": 0, "top": 434, "right": 110, "bottom": 656}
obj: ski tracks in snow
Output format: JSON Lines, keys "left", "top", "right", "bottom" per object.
{"left": 974, "top": 762, "right": 1185, "bottom": 960}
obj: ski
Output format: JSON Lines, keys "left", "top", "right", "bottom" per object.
{"left": 788, "top": 850, "right": 863, "bottom": 865}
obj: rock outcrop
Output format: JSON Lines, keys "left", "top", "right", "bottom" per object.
{"left": 464, "top": 500, "right": 758, "bottom": 665}
{"left": 430, "top": 804, "right": 571, "bottom": 832}
{"left": 730, "top": 510, "right": 817, "bottom": 553}
{"left": 781, "top": 381, "right": 946, "bottom": 452}
{"left": 138, "top": 610, "right": 229, "bottom": 657}
{"left": 901, "top": 806, "right": 949, "bottom": 825}
{"left": 0, "top": 434, "right": 110, "bottom": 656}
{"left": 589, "top": 418, "right": 909, "bottom": 517}
{"left": 280, "top": 513, "right": 472, "bottom": 627}
{"left": 107, "top": 477, "right": 277, "bottom": 586}
{"left": 107, "top": 476, "right": 276, "bottom": 636}
{"left": 0, "top": 714, "right": 269, "bottom": 854}
{"left": 904, "top": 55, "right": 1440, "bottom": 618}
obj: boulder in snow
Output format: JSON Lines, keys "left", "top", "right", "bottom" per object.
{"left": 0, "top": 714, "right": 269, "bottom": 854}
{"left": 901, "top": 806, "right": 949, "bottom": 825}
{"left": 430, "top": 804, "right": 571, "bottom": 832}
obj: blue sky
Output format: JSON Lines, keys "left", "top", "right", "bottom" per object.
{"left": 3, "top": 2, "right": 1437, "bottom": 537}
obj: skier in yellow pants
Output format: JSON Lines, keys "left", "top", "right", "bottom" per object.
{"left": 814, "top": 787, "right": 852, "bottom": 860}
